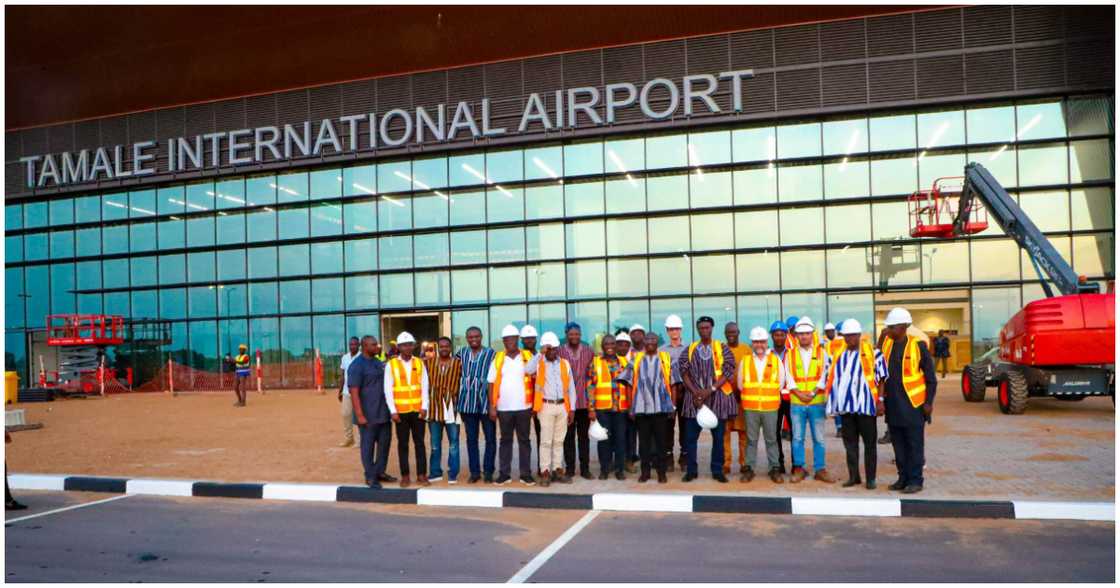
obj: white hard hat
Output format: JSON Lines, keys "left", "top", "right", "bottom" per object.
{"left": 519, "top": 324, "right": 538, "bottom": 338}
{"left": 396, "top": 331, "right": 416, "bottom": 344}
{"left": 749, "top": 327, "right": 769, "bottom": 341}
{"left": 589, "top": 420, "right": 609, "bottom": 441}
{"left": 794, "top": 316, "right": 815, "bottom": 333}
{"left": 540, "top": 331, "right": 560, "bottom": 348}
{"left": 615, "top": 332, "right": 631, "bottom": 343}
{"left": 628, "top": 323, "right": 646, "bottom": 333}
{"left": 838, "top": 319, "right": 862, "bottom": 335}
{"left": 696, "top": 405, "right": 718, "bottom": 430}
{"left": 664, "top": 314, "right": 683, "bottom": 329}
{"left": 500, "top": 324, "right": 520, "bottom": 338}
{"left": 824, "top": 322, "right": 835, "bottom": 331}
{"left": 884, "top": 307, "right": 913, "bottom": 327}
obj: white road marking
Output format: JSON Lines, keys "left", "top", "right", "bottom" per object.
{"left": 262, "top": 483, "right": 339, "bottom": 502}
{"left": 417, "top": 488, "right": 505, "bottom": 508}
{"left": 1013, "top": 500, "right": 1115, "bottom": 521}
{"left": 507, "top": 509, "right": 600, "bottom": 583}
{"left": 6, "top": 494, "right": 132, "bottom": 524}
{"left": 7, "top": 474, "right": 68, "bottom": 491}
{"left": 592, "top": 492, "right": 692, "bottom": 512}
{"left": 126, "top": 478, "right": 195, "bottom": 497}
{"left": 792, "top": 496, "right": 902, "bottom": 517}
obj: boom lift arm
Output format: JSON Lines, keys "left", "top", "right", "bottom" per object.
{"left": 955, "top": 162, "right": 1099, "bottom": 298}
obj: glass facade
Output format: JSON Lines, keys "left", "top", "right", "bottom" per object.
{"left": 3, "top": 95, "right": 1114, "bottom": 383}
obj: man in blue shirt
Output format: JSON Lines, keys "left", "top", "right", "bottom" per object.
{"left": 348, "top": 335, "right": 392, "bottom": 489}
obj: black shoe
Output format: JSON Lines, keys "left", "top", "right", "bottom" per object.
{"left": 483, "top": 474, "right": 494, "bottom": 484}
{"left": 598, "top": 471, "right": 610, "bottom": 480}
{"left": 889, "top": 479, "right": 907, "bottom": 491}
{"left": 657, "top": 471, "right": 668, "bottom": 484}
{"left": 468, "top": 474, "right": 481, "bottom": 484}
{"left": 866, "top": 480, "right": 877, "bottom": 490}
{"left": 496, "top": 475, "right": 512, "bottom": 485}
{"left": 842, "top": 478, "right": 862, "bottom": 488}
{"left": 580, "top": 469, "right": 593, "bottom": 480}
{"left": 682, "top": 473, "right": 697, "bottom": 482}
{"left": 614, "top": 471, "right": 626, "bottom": 481}
{"left": 519, "top": 476, "right": 536, "bottom": 486}
{"left": 378, "top": 473, "right": 398, "bottom": 483}
{"left": 366, "top": 481, "right": 382, "bottom": 490}
{"left": 5, "top": 500, "right": 27, "bottom": 511}
{"left": 713, "top": 473, "right": 729, "bottom": 484}
{"left": 901, "top": 484, "right": 923, "bottom": 494}
{"left": 638, "top": 472, "right": 651, "bottom": 483}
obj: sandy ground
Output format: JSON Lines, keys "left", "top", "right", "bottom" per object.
{"left": 5, "top": 374, "right": 1114, "bottom": 500}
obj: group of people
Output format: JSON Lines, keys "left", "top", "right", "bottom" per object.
{"left": 339, "top": 307, "right": 937, "bottom": 493}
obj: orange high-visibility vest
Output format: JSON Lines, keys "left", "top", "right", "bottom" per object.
{"left": 491, "top": 349, "right": 534, "bottom": 408}
{"left": 687, "top": 340, "right": 733, "bottom": 395}
{"left": 740, "top": 351, "right": 782, "bottom": 412}
{"left": 826, "top": 342, "right": 879, "bottom": 400}
{"left": 881, "top": 336, "right": 928, "bottom": 408}
{"left": 632, "top": 351, "right": 673, "bottom": 398}
{"left": 235, "top": 353, "right": 250, "bottom": 368}
{"left": 388, "top": 357, "right": 424, "bottom": 413}
{"left": 827, "top": 337, "right": 845, "bottom": 356}
{"left": 789, "top": 344, "right": 827, "bottom": 406}
{"left": 590, "top": 356, "right": 628, "bottom": 411}
{"left": 532, "top": 358, "right": 572, "bottom": 412}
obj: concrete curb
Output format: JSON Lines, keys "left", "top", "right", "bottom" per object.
{"left": 9, "top": 473, "right": 1114, "bottom": 522}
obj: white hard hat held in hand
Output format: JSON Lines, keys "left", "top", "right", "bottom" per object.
{"left": 696, "top": 405, "right": 718, "bottom": 429}
{"left": 589, "top": 420, "right": 609, "bottom": 441}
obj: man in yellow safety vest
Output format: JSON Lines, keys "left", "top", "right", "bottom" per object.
{"left": 736, "top": 327, "right": 787, "bottom": 484}
{"left": 384, "top": 331, "right": 430, "bottom": 488}
{"left": 881, "top": 308, "right": 937, "bottom": 494}
{"left": 233, "top": 344, "right": 251, "bottom": 407}
{"left": 785, "top": 317, "right": 836, "bottom": 484}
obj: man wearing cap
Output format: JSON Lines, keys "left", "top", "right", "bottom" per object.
{"left": 823, "top": 322, "right": 846, "bottom": 438}
{"left": 614, "top": 330, "right": 633, "bottom": 362}
{"left": 769, "top": 320, "right": 792, "bottom": 473}
{"left": 821, "top": 319, "right": 887, "bottom": 490}
{"left": 722, "top": 322, "right": 750, "bottom": 475}
{"left": 384, "top": 332, "right": 430, "bottom": 488}
{"left": 456, "top": 326, "right": 497, "bottom": 484}
{"left": 737, "top": 327, "right": 787, "bottom": 484}
{"left": 488, "top": 325, "right": 536, "bottom": 486}
{"left": 560, "top": 322, "right": 596, "bottom": 480}
{"left": 587, "top": 334, "right": 630, "bottom": 480}
{"left": 616, "top": 332, "right": 678, "bottom": 484}
{"left": 524, "top": 332, "right": 577, "bottom": 486}
{"left": 624, "top": 324, "right": 647, "bottom": 473}
{"left": 660, "top": 314, "right": 687, "bottom": 471}
{"left": 348, "top": 335, "right": 392, "bottom": 488}
{"left": 233, "top": 343, "right": 251, "bottom": 407}
{"left": 882, "top": 308, "right": 937, "bottom": 494}
{"left": 786, "top": 317, "right": 836, "bottom": 484}
{"left": 679, "top": 316, "right": 737, "bottom": 483}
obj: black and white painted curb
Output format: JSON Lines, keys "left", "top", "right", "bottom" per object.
{"left": 9, "top": 473, "right": 1114, "bottom": 522}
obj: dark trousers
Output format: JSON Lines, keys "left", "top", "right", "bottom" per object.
{"left": 665, "top": 411, "right": 677, "bottom": 465}
{"left": 564, "top": 408, "right": 591, "bottom": 475}
{"left": 626, "top": 417, "right": 639, "bottom": 463}
{"left": 498, "top": 409, "right": 532, "bottom": 478}
{"left": 394, "top": 412, "right": 427, "bottom": 477}
{"left": 636, "top": 414, "right": 669, "bottom": 475}
{"left": 533, "top": 414, "right": 542, "bottom": 471}
{"left": 595, "top": 411, "right": 628, "bottom": 474}
{"left": 777, "top": 398, "right": 791, "bottom": 471}
{"left": 673, "top": 408, "right": 688, "bottom": 464}
{"left": 889, "top": 423, "right": 926, "bottom": 487}
{"left": 685, "top": 417, "right": 726, "bottom": 477}
{"left": 840, "top": 414, "right": 877, "bottom": 482}
{"left": 462, "top": 413, "right": 496, "bottom": 477}
{"left": 359, "top": 421, "right": 392, "bottom": 484}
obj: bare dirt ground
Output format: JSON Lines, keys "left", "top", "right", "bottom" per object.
{"left": 6, "top": 374, "right": 1114, "bottom": 501}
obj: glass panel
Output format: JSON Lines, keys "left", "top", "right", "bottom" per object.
{"left": 225, "top": 286, "right": 249, "bottom": 318}
{"left": 823, "top": 159, "right": 870, "bottom": 199}
{"left": 822, "top": 118, "right": 868, "bottom": 156}
{"left": 825, "top": 203, "right": 871, "bottom": 243}
{"left": 488, "top": 227, "right": 526, "bottom": 263}
{"left": 780, "top": 250, "right": 825, "bottom": 289}
{"left": 777, "top": 122, "right": 821, "bottom": 159}
{"left": 103, "top": 291, "right": 129, "bottom": 317}
{"left": 216, "top": 212, "right": 245, "bottom": 245}
{"left": 129, "top": 222, "right": 156, "bottom": 253}
{"left": 606, "top": 259, "right": 648, "bottom": 297}
{"left": 606, "top": 137, "right": 645, "bottom": 174}
{"left": 157, "top": 186, "right": 185, "bottom": 216}
{"left": 186, "top": 215, "right": 215, "bottom": 247}
{"left": 102, "top": 224, "right": 128, "bottom": 255}
{"left": 129, "top": 190, "right": 157, "bottom": 218}
{"left": 734, "top": 210, "right": 779, "bottom": 249}
{"left": 564, "top": 180, "right": 604, "bottom": 217}
{"left": 279, "top": 280, "right": 311, "bottom": 314}
{"left": 49, "top": 198, "right": 73, "bottom": 226}
{"left": 826, "top": 293, "right": 873, "bottom": 337}
{"left": 1071, "top": 187, "right": 1114, "bottom": 230}
{"left": 247, "top": 246, "right": 278, "bottom": 279}
{"left": 778, "top": 163, "right": 822, "bottom": 202}
{"left": 100, "top": 194, "right": 127, "bottom": 222}
{"left": 215, "top": 177, "right": 248, "bottom": 209}
{"left": 249, "top": 317, "right": 280, "bottom": 365}
{"left": 5, "top": 235, "right": 21, "bottom": 263}
{"left": 1019, "top": 190, "right": 1070, "bottom": 232}
{"left": 346, "top": 276, "right": 378, "bottom": 310}
{"left": 525, "top": 184, "right": 563, "bottom": 219}
{"left": 310, "top": 241, "right": 343, "bottom": 275}
{"left": 450, "top": 309, "right": 486, "bottom": 349}
{"left": 309, "top": 169, "right": 342, "bottom": 199}
{"left": 452, "top": 269, "right": 488, "bottom": 304}
{"left": 970, "top": 239, "right": 1021, "bottom": 281}
{"left": 377, "top": 161, "right": 412, "bottom": 194}
{"left": 488, "top": 305, "right": 528, "bottom": 350}
{"left": 276, "top": 172, "right": 308, "bottom": 203}
{"left": 646, "top": 173, "right": 689, "bottom": 211}
{"left": 450, "top": 153, "right": 486, "bottom": 187}
{"left": 280, "top": 316, "right": 313, "bottom": 384}
{"left": 646, "top": 134, "right": 687, "bottom": 170}
{"left": 969, "top": 144, "right": 1018, "bottom": 188}
{"left": 25, "top": 265, "right": 49, "bottom": 323}
{"left": 310, "top": 202, "right": 343, "bottom": 237}
{"left": 343, "top": 165, "right": 376, "bottom": 197}
{"left": 1065, "top": 95, "right": 1112, "bottom": 137}
{"left": 689, "top": 130, "right": 731, "bottom": 166}
{"left": 917, "top": 110, "right": 965, "bottom": 149}
{"left": 1072, "top": 234, "right": 1113, "bottom": 277}
{"left": 414, "top": 232, "right": 450, "bottom": 268}
{"left": 1016, "top": 101, "right": 1066, "bottom": 141}
{"left": 158, "top": 254, "right": 186, "bottom": 285}
{"left": 6, "top": 204, "right": 23, "bottom": 230}
{"left": 157, "top": 218, "right": 183, "bottom": 250}
{"left": 735, "top": 252, "right": 780, "bottom": 292}
{"left": 311, "top": 278, "right": 345, "bottom": 312}
{"left": 649, "top": 256, "right": 690, "bottom": 295}
{"left": 779, "top": 207, "right": 824, "bottom": 247}
{"left": 566, "top": 301, "right": 608, "bottom": 349}
{"left": 486, "top": 186, "right": 525, "bottom": 223}
{"left": 565, "top": 260, "right": 606, "bottom": 299}
{"left": 50, "top": 263, "right": 75, "bottom": 314}
{"left": 826, "top": 247, "right": 873, "bottom": 288}
{"left": 1019, "top": 236, "right": 1071, "bottom": 281}
{"left": 1018, "top": 143, "right": 1068, "bottom": 186}
{"left": 157, "top": 288, "right": 185, "bottom": 319}
{"left": 564, "top": 220, "right": 605, "bottom": 258}
{"left": 732, "top": 126, "right": 776, "bottom": 163}
{"left": 278, "top": 207, "right": 309, "bottom": 240}
{"left": 187, "top": 251, "right": 216, "bottom": 284}
{"left": 217, "top": 249, "right": 246, "bottom": 281}
{"left": 563, "top": 141, "right": 603, "bottom": 176}
{"left": 379, "top": 274, "right": 414, "bottom": 308}
{"left": 449, "top": 190, "right": 486, "bottom": 226}
{"left": 869, "top": 114, "right": 916, "bottom": 151}
{"left": 102, "top": 258, "right": 129, "bottom": 289}
{"left": 130, "top": 256, "right": 158, "bottom": 288}
{"left": 75, "top": 227, "right": 100, "bottom": 256}
{"left": 526, "top": 223, "right": 565, "bottom": 261}
{"left": 186, "top": 181, "right": 215, "bottom": 211}
{"left": 869, "top": 243, "right": 920, "bottom": 286}
{"left": 605, "top": 177, "right": 645, "bottom": 214}
{"left": 378, "top": 196, "right": 412, "bottom": 230}
{"left": 344, "top": 238, "right": 377, "bottom": 273}
{"left": 526, "top": 145, "right": 563, "bottom": 181}
{"left": 189, "top": 286, "right": 218, "bottom": 319}
{"left": 450, "top": 230, "right": 487, "bottom": 265}
{"left": 690, "top": 170, "right": 732, "bottom": 208}
{"left": 343, "top": 199, "right": 377, "bottom": 234}
{"left": 23, "top": 201, "right": 47, "bottom": 228}
{"left": 691, "top": 213, "right": 732, "bottom": 252}
{"left": 246, "top": 208, "right": 277, "bottom": 242}
{"left": 608, "top": 300, "right": 651, "bottom": 335}
{"left": 378, "top": 235, "right": 413, "bottom": 270}
{"left": 921, "top": 240, "right": 969, "bottom": 284}
{"left": 971, "top": 287, "right": 1020, "bottom": 356}
{"left": 245, "top": 175, "right": 277, "bottom": 206}
{"left": 691, "top": 254, "right": 734, "bottom": 294}
{"left": 781, "top": 292, "right": 825, "bottom": 325}
{"left": 527, "top": 263, "right": 566, "bottom": 300}
{"left": 25, "top": 232, "right": 47, "bottom": 261}
{"left": 488, "top": 267, "right": 526, "bottom": 303}
{"left": 414, "top": 193, "right": 450, "bottom": 228}
{"left": 486, "top": 149, "right": 523, "bottom": 184}
{"left": 966, "top": 105, "right": 1015, "bottom": 144}
{"left": 49, "top": 229, "right": 74, "bottom": 258}
{"left": 606, "top": 218, "right": 647, "bottom": 256}
{"left": 918, "top": 151, "right": 966, "bottom": 190}
{"left": 647, "top": 216, "right": 689, "bottom": 254}
{"left": 870, "top": 155, "right": 918, "bottom": 196}
{"left": 277, "top": 244, "right": 310, "bottom": 277}
{"left": 412, "top": 157, "right": 448, "bottom": 190}
{"left": 737, "top": 294, "right": 780, "bottom": 339}
{"left": 528, "top": 302, "right": 567, "bottom": 339}
{"left": 74, "top": 196, "right": 100, "bottom": 223}
{"left": 312, "top": 314, "right": 346, "bottom": 388}
{"left": 1069, "top": 139, "right": 1112, "bottom": 182}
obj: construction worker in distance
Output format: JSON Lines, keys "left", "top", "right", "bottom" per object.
{"left": 523, "top": 331, "right": 577, "bottom": 487}
{"left": 587, "top": 334, "right": 629, "bottom": 480}
{"left": 821, "top": 319, "right": 887, "bottom": 490}
{"left": 615, "top": 332, "right": 678, "bottom": 484}
{"left": 722, "top": 322, "right": 750, "bottom": 476}
{"left": 785, "top": 317, "right": 836, "bottom": 484}
{"left": 384, "top": 331, "right": 430, "bottom": 488}
{"left": 488, "top": 325, "right": 536, "bottom": 486}
{"left": 769, "top": 320, "right": 792, "bottom": 473}
{"left": 233, "top": 344, "right": 251, "bottom": 407}
{"left": 823, "top": 322, "right": 846, "bottom": 438}
{"left": 737, "top": 327, "right": 787, "bottom": 484}
{"left": 881, "top": 308, "right": 937, "bottom": 494}
{"left": 659, "top": 315, "right": 688, "bottom": 472}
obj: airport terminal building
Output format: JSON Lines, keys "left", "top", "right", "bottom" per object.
{"left": 3, "top": 5, "right": 1114, "bottom": 388}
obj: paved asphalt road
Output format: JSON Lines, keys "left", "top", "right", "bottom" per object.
{"left": 5, "top": 490, "right": 1114, "bottom": 582}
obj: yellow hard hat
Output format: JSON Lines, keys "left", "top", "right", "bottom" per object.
{"left": 238, "top": 344, "right": 247, "bottom": 350}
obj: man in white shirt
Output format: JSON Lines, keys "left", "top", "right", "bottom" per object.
{"left": 524, "top": 332, "right": 578, "bottom": 486}
{"left": 487, "top": 324, "right": 535, "bottom": 486}
{"left": 338, "top": 337, "right": 360, "bottom": 448}
{"left": 784, "top": 317, "right": 835, "bottom": 484}
{"left": 384, "top": 331, "right": 430, "bottom": 488}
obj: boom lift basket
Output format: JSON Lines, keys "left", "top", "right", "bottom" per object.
{"left": 908, "top": 176, "right": 989, "bottom": 238}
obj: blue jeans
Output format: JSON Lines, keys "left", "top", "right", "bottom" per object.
{"left": 791, "top": 403, "right": 827, "bottom": 473}
{"left": 685, "top": 417, "right": 726, "bottom": 477}
{"left": 595, "top": 411, "right": 628, "bottom": 475}
{"left": 428, "top": 421, "right": 460, "bottom": 480}
{"left": 461, "top": 413, "right": 496, "bottom": 478}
